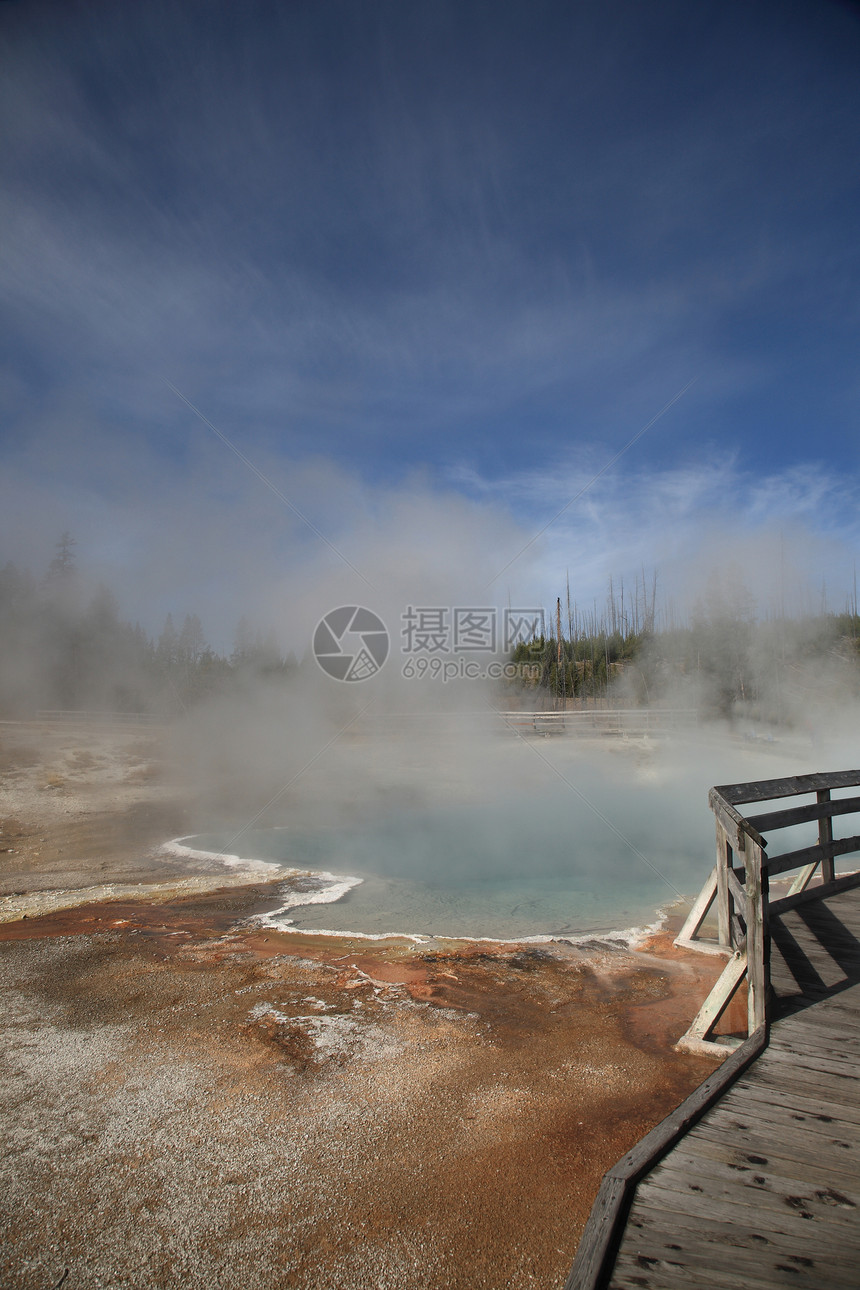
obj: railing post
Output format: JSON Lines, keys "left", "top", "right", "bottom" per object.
{"left": 818, "top": 789, "right": 835, "bottom": 883}
{"left": 744, "top": 833, "right": 770, "bottom": 1035}
{"left": 715, "top": 821, "right": 733, "bottom": 949}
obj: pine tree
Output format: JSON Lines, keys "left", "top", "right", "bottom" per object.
{"left": 45, "top": 532, "right": 77, "bottom": 584}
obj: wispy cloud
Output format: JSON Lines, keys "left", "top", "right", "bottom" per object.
{"left": 2, "top": 0, "right": 857, "bottom": 486}
{"left": 455, "top": 452, "right": 860, "bottom": 618}
{"left": 1, "top": 0, "right": 858, "bottom": 647}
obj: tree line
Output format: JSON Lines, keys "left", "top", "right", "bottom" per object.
{"left": 0, "top": 535, "right": 296, "bottom": 717}
{"left": 510, "top": 568, "right": 860, "bottom": 723}
{"left": 4, "top": 537, "right": 858, "bottom": 726}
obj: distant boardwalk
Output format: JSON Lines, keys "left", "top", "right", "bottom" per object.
{"left": 567, "top": 772, "right": 860, "bottom": 1290}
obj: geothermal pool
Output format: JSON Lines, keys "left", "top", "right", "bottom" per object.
{"left": 172, "top": 731, "right": 857, "bottom": 941}
{"left": 175, "top": 790, "right": 717, "bottom": 941}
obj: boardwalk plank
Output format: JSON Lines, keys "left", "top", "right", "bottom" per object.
{"left": 732, "top": 1064, "right": 860, "bottom": 1107}
{"left": 771, "top": 1000, "right": 860, "bottom": 1031}
{"left": 632, "top": 1174, "right": 858, "bottom": 1238}
{"left": 613, "top": 1218, "right": 860, "bottom": 1287}
{"left": 765, "top": 1043, "right": 860, "bottom": 1074}
{"left": 646, "top": 1146, "right": 860, "bottom": 1212}
{"left": 770, "top": 1014, "right": 860, "bottom": 1047}
{"left": 572, "top": 878, "right": 860, "bottom": 1290}
{"left": 775, "top": 921, "right": 860, "bottom": 966}
{"left": 642, "top": 1155, "right": 860, "bottom": 1220}
{"left": 775, "top": 1004, "right": 860, "bottom": 1032}
{"left": 674, "top": 1127, "right": 860, "bottom": 1188}
{"left": 626, "top": 1199, "right": 860, "bottom": 1269}
{"left": 611, "top": 1241, "right": 858, "bottom": 1290}
{"left": 769, "top": 943, "right": 849, "bottom": 993}
{"left": 761, "top": 1040, "right": 859, "bottom": 1077}
{"left": 694, "top": 1110, "right": 860, "bottom": 1156}
{"left": 774, "top": 995, "right": 860, "bottom": 1025}
{"left": 615, "top": 1218, "right": 858, "bottom": 1285}
{"left": 611, "top": 1267, "right": 779, "bottom": 1290}
{"left": 706, "top": 1084, "right": 860, "bottom": 1130}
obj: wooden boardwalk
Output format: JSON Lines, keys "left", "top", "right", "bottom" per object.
{"left": 567, "top": 771, "right": 860, "bottom": 1290}
{"left": 567, "top": 880, "right": 860, "bottom": 1289}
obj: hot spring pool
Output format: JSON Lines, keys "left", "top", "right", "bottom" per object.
{"left": 173, "top": 790, "right": 715, "bottom": 942}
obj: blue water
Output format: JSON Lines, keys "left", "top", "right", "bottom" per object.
{"left": 182, "top": 791, "right": 715, "bottom": 940}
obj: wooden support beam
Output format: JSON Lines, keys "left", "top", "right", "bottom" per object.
{"left": 676, "top": 1034, "right": 745, "bottom": 1057}
{"left": 715, "top": 822, "right": 732, "bottom": 950}
{"left": 744, "top": 833, "right": 769, "bottom": 1034}
{"left": 725, "top": 866, "right": 747, "bottom": 914}
{"left": 818, "top": 788, "right": 835, "bottom": 884}
{"left": 730, "top": 912, "right": 745, "bottom": 947}
{"left": 787, "top": 859, "right": 819, "bottom": 897}
{"left": 682, "top": 950, "right": 747, "bottom": 1044}
{"left": 674, "top": 865, "right": 718, "bottom": 947}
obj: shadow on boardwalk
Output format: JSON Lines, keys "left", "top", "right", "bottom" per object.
{"left": 566, "top": 876, "right": 860, "bottom": 1289}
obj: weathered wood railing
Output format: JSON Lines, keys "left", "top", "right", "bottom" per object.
{"left": 497, "top": 708, "right": 699, "bottom": 735}
{"left": 566, "top": 767, "right": 860, "bottom": 1289}
{"left": 675, "top": 768, "right": 860, "bottom": 1053}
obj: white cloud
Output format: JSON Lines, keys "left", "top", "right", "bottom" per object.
{"left": 463, "top": 454, "right": 860, "bottom": 622}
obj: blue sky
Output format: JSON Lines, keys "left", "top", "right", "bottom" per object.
{"left": 1, "top": 0, "right": 859, "bottom": 645}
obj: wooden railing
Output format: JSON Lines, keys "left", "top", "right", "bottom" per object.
{"left": 566, "top": 767, "right": 860, "bottom": 1288}
{"left": 34, "top": 709, "right": 162, "bottom": 725}
{"left": 675, "top": 769, "right": 860, "bottom": 1054}
{"left": 497, "top": 708, "right": 699, "bottom": 735}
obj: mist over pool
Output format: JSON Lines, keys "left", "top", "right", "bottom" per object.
{"left": 173, "top": 723, "right": 855, "bottom": 942}
{"left": 181, "top": 797, "right": 684, "bottom": 941}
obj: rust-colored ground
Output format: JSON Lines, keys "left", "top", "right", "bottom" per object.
{"left": 0, "top": 722, "right": 724, "bottom": 1290}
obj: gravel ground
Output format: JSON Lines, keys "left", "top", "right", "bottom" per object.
{"left": 0, "top": 921, "right": 720, "bottom": 1290}
{"left": 0, "top": 720, "right": 722, "bottom": 1289}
